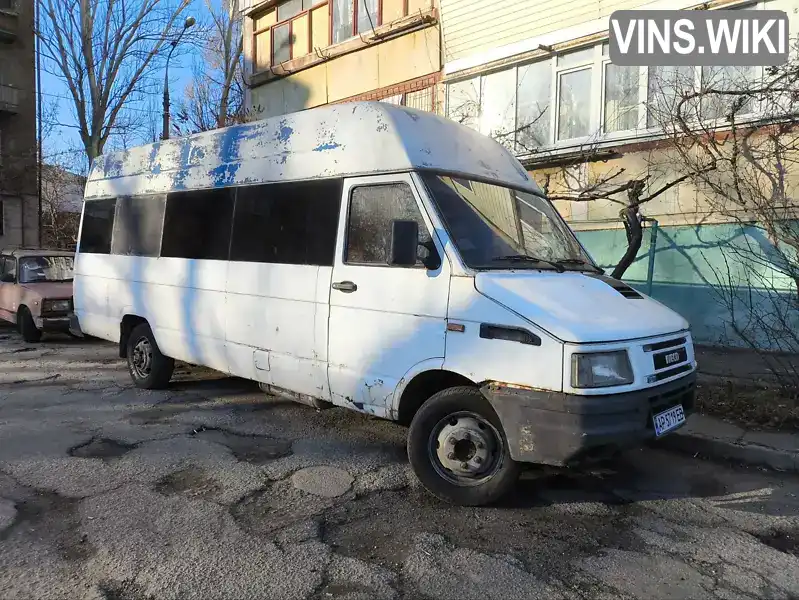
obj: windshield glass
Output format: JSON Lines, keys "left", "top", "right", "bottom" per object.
{"left": 18, "top": 256, "right": 75, "bottom": 284}
{"left": 421, "top": 173, "right": 596, "bottom": 271}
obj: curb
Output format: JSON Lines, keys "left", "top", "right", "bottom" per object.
{"left": 658, "top": 431, "right": 799, "bottom": 473}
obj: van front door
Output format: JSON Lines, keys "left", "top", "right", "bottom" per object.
{"left": 327, "top": 174, "right": 450, "bottom": 418}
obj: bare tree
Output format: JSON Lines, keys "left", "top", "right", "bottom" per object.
{"left": 37, "top": 0, "right": 194, "bottom": 163}
{"left": 175, "top": 0, "right": 250, "bottom": 134}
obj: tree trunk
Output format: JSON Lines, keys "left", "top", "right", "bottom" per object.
{"left": 611, "top": 205, "right": 643, "bottom": 280}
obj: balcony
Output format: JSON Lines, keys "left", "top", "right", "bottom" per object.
{"left": 0, "top": 83, "right": 20, "bottom": 113}
{"left": 0, "top": 0, "right": 18, "bottom": 43}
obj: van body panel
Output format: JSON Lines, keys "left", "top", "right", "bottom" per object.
{"left": 474, "top": 271, "right": 690, "bottom": 344}
{"left": 327, "top": 174, "right": 451, "bottom": 414}
{"left": 443, "top": 275, "right": 565, "bottom": 393}
{"left": 226, "top": 262, "right": 330, "bottom": 399}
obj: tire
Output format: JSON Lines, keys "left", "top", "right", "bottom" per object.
{"left": 126, "top": 322, "right": 174, "bottom": 389}
{"left": 17, "top": 307, "right": 42, "bottom": 343}
{"left": 407, "top": 386, "right": 521, "bottom": 506}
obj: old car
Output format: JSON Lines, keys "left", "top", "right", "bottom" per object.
{"left": 0, "top": 248, "right": 75, "bottom": 342}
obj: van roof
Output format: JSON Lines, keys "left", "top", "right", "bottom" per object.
{"left": 84, "top": 102, "right": 542, "bottom": 200}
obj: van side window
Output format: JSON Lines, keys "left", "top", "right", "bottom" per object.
{"left": 346, "top": 183, "right": 431, "bottom": 266}
{"left": 161, "top": 189, "right": 235, "bottom": 260}
{"left": 79, "top": 198, "right": 117, "bottom": 254}
{"left": 230, "top": 179, "right": 342, "bottom": 266}
{"left": 111, "top": 195, "right": 165, "bottom": 257}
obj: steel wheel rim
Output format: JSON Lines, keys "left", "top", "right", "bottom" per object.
{"left": 131, "top": 337, "right": 153, "bottom": 379}
{"left": 427, "top": 411, "right": 505, "bottom": 487}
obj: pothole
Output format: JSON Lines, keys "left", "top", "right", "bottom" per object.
{"left": 2, "top": 491, "right": 95, "bottom": 562}
{"left": 231, "top": 479, "right": 351, "bottom": 539}
{"left": 154, "top": 467, "right": 221, "bottom": 499}
{"left": 194, "top": 428, "right": 293, "bottom": 464}
{"left": 755, "top": 528, "right": 799, "bottom": 556}
{"left": 69, "top": 438, "right": 135, "bottom": 461}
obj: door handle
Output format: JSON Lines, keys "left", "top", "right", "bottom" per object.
{"left": 332, "top": 281, "right": 358, "bottom": 293}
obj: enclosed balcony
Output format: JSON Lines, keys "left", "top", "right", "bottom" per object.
{"left": 0, "top": 82, "right": 20, "bottom": 113}
{"left": 0, "top": 0, "right": 19, "bottom": 43}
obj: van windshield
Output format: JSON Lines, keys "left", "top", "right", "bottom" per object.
{"left": 421, "top": 173, "right": 598, "bottom": 272}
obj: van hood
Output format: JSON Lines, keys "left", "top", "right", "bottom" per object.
{"left": 20, "top": 281, "right": 73, "bottom": 300}
{"left": 474, "top": 271, "right": 689, "bottom": 344}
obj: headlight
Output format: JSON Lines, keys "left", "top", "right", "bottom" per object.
{"left": 571, "top": 351, "right": 634, "bottom": 388}
{"left": 43, "top": 299, "right": 72, "bottom": 313}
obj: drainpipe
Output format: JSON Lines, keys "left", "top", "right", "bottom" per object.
{"left": 643, "top": 218, "right": 659, "bottom": 297}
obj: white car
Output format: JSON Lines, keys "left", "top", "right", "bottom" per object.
{"left": 70, "top": 102, "right": 697, "bottom": 506}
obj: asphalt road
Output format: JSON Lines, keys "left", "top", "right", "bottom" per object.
{"left": 0, "top": 328, "right": 798, "bottom": 600}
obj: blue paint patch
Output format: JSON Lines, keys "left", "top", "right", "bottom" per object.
{"left": 313, "top": 142, "right": 341, "bottom": 152}
{"left": 148, "top": 143, "right": 163, "bottom": 175}
{"left": 103, "top": 154, "right": 123, "bottom": 178}
{"left": 276, "top": 121, "right": 293, "bottom": 143}
{"left": 209, "top": 126, "right": 244, "bottom": 186}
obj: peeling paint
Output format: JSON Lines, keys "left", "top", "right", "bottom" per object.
{"left": 277, "top": 121, "right": 293, "bottom": 143}
{"left": 312, "top": 142, "right": 341, "bottom": 152}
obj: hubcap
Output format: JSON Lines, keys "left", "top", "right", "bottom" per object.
{"left": 131, "top": 337, "right": 153, "bottom": 378}
{"left": 429, "top": 411, "right": 504, "bottom": 486}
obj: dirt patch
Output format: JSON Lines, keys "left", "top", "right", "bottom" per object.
{"left": 755, "top": 528, "right": 799, "bottom": 556}
{"left": 194, "top": 429, "right": 292, "bottom": 464}
{"left": 97, "top": 580, "right": 154, "bottom": 600}
{"left": 1, "top": 491, "right": 96, "bottom": 562}
{"left": 154, "top": 467, "right": 222, "bottom": 499}
{"left": 696, "top": 381, "right": 799, "bottom": 432}
{"left": 69, "top": 438, "right": 135, "bottom": 461}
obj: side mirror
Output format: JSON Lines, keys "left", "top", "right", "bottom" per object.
{"left": 389, "top": 220, "right": 419, "bottom": 267}
{"left": 0, "top": 273, "right": 14, "bottom": 283}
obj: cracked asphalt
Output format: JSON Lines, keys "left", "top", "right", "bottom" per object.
{"left": 0, "top": 328, "right": 798, "bottom": 600}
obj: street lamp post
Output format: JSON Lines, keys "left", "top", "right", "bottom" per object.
{"left": 162, "top": 16, "right": 196, "bottom": 141}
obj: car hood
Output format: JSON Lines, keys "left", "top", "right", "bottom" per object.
{"left": 20, "top": 281, "right": 73, "bottom": 299}
{"left": 474, "top": 271, "right": 689, "bottom": 343}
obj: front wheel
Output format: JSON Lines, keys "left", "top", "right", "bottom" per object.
{"left": 407, "top": 386, "right": 520, "bottom": 506}
{"left": 126, "top": 323, "right": 174, "bottom": 389}
{"left": 17, "top": 307, "right": 42, "bottom": 343}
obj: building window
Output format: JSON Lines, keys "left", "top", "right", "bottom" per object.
{"left": 333, "top": 0, "right": 381, "bottom": 44}
{"left": 272, "top": 22, "right": 291, "bottom": 64}
{"left": 516, "top": 60, "right": 553, "bottom": 151}
{"left": 445, "top": 8, "right": 767, "bottom": 156}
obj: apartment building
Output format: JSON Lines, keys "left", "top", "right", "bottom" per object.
{"left": 437, "top": 0, "right": 799, "bottom": 348}
{"left": 0, "top": 0, "right": 38, "bottom": 248}
{"left": 240, "top": 0, "right": 442, "bottom": 118}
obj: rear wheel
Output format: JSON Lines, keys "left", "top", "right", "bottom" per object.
{"left": 17, "top": 307, "right": 42, "bottom": 343}
{"left": 126, "top": 323, "right": 174, "bottom": 389}
{"left": 407, "top": 386, "right": 520, "bottom": 506}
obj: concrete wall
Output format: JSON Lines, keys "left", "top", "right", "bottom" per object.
{"left": 0, "top": 0, "right": 39, "bottom": 248}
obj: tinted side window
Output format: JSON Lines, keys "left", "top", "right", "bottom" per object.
{"left": 111, "top": 195, "right": 165, "bottom": 257}
{"left": 79, "top": 198, "right": 117, "bottom": 254}
{"left": 346, "top": 183, "right": 431, "bottom": 266}
{"left": 230, "top": 179, "right": 342, "bottom": 266}
{"left": 161, "top": 188, "right": 235, "bottom": 260}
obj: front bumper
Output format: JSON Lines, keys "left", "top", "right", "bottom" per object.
{"left": 481, "top": 373, "right": 696, "bottom": 467}
{"left": 34, "top": 315, "right": 71, "bottom": 332}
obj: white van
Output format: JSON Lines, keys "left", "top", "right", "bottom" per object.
{"left": 71, "top": 102, "right": 696, "bottom": 506}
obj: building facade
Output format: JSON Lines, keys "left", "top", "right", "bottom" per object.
{"left": 0, "top": 0, "right": 38, "bottom": 248}
{"left": 437, "top": 0, "right": 799, "bottom": 348}
{"left": 240, "top": 0, "right": 442, "bottom": 118}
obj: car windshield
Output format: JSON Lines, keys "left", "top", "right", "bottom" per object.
{"left": 18, "top": 256, "right": 75, "bottom": 284}
{"left": 421, "top": 173, "right": 597, "bottom": 271}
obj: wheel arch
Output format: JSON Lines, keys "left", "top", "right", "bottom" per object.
{"left": 394, "top": 363, "right": 478, "bottom": 426}
{"left": 119, "top": 313, "right": 148, "bottom": 358}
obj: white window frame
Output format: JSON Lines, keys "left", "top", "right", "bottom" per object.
{"left": 444, "top": 0, "right": 773, "bottom": 159}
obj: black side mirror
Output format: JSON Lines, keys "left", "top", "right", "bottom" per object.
{"left": 389, "top": 220, "right": 419, "bottom": 267}
{"left": 0, "top": 273, "right": 14, "bottom": 283}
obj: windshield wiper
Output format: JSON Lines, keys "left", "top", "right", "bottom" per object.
{"left": 493, "top": 254, "right": 565, "bottom": 273}
{"left": 553, "top": 258, "right": 605, "bottom": 274}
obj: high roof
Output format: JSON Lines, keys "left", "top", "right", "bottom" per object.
{"left": 84, "top": 102, "right": 542, "bottom": 200}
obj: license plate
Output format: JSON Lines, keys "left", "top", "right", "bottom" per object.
{"left": 653, "top": 404, "right": 686, "bottom": 437}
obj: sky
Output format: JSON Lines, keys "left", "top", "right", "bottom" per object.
{"left": 41, "top": 0, "right": 214, "bottom": 173}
